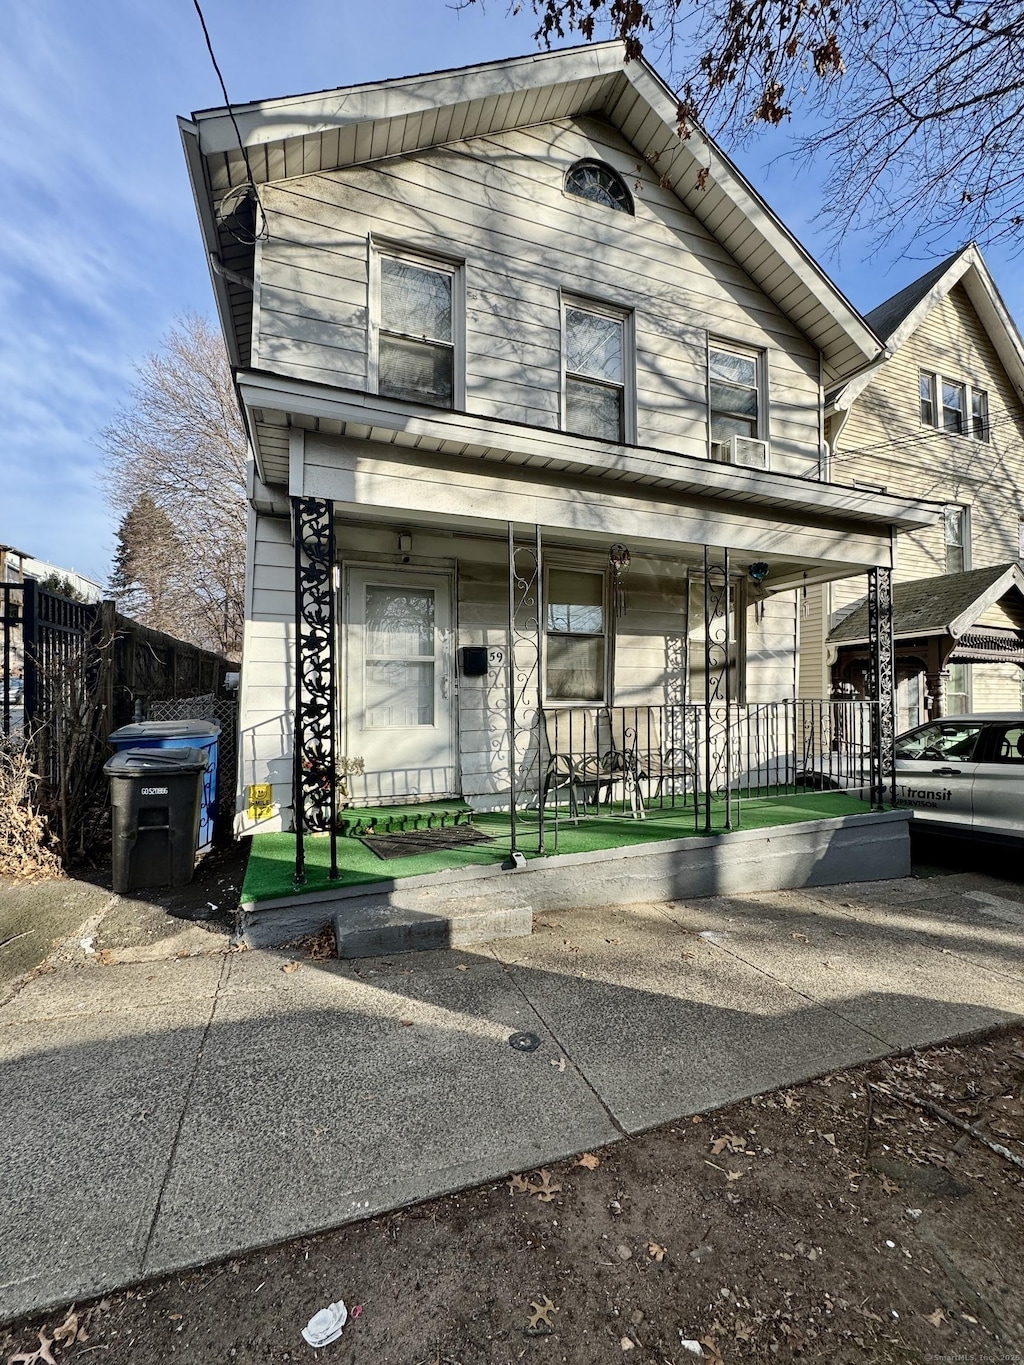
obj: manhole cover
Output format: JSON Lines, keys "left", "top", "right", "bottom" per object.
{"left": 509, "top": 1031, "right": 541, "bottom": 1053}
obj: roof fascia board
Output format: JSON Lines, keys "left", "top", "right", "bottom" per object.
{"left": 619, "top": 62, "right": 882, "bottom": 375}
{"left": 191, "top": 45, "right": 625, "bottom": 156}
{"left": 237, "top": 369, "right": 937, "bottom": 532}
{"left": 835, "top": 244, "right": 1024, "bottom": 410}
{"left": 178, "top": 118, "right": 245, "bottom": 373}
{"left": 948, "top": 563, "right": 1024, "bottom": 637}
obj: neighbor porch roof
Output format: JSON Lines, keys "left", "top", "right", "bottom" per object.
{"left": 829, "top": 562, "right": 1024, "bottom": 644}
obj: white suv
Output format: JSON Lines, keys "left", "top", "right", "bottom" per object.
{"left": 893, "top": 713, "right": 1024, "bottom": 843}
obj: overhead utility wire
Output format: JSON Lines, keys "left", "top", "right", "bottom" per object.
{"left": 827, "top": 409, "right": 1023, "bottom": 467}
{"left": 191, "top": 0, "right": 267, "bottom": 244}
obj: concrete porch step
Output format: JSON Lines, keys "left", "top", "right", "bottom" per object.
{"left": 337, "top": 800, "right": 473, "bottom": 839}
{"left": 333, "top": 895, "right": 532, "bottom": 958}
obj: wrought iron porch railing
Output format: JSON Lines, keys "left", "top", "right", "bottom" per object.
{"left": 520, "top": 699, "right": 875, "bottom": 836}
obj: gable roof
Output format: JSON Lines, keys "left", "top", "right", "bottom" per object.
{"left": 829, "top": 562, "right": 1024, "bottom": 644}
{"left": 830, "top": 243, "right": 1024, "bottom": 412}
{"left": 179, "top": 43, "right": 882, "bottom": 384}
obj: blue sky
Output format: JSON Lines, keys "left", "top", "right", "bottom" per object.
{"left": 2, "top": 0, "right": 1021, "bottom": 586}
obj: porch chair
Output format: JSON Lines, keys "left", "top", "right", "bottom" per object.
{"left": 607, "top": 706, "right": 697, "bottom": 816}
{"left": 542, "top": 708, "right": 621, "bottom": 818}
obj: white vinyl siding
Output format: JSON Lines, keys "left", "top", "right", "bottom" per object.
{"left": 254, "top": 115, "right": 822, "bottom": 475}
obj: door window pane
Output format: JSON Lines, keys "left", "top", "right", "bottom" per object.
{"left": 365, "top": 586, "right": 435, "bottom": 657}
{"left": 365, "top": 660, "right": 435, "bottom": 727}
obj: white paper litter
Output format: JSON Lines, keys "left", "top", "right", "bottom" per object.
{"left": 301, "top": 1299, "right": 348, "bottom": 1348}
{"left": 679, "top": 1338, "right": 703, "bottom": 1357}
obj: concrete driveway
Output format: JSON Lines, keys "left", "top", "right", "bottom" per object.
{"left": 2, "top": 868, "right": 1022, "bottom": 1323}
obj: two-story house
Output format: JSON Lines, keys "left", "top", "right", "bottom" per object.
{"left": 181, "top": 45, "right": 935, "bottom": 941}
{"left": 801, "top": 244, "right": 1024, "bottom": 728}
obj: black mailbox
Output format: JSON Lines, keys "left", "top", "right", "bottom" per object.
{"left": 458, "top": 646, "right": 489, "bottom": 677}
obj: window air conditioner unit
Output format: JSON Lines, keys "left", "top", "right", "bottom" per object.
{"left": 711, "top": 435, "right": 770, "bottom": 470}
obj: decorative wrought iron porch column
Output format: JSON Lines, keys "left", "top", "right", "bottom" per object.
{"left": 507, "top": 523, "right": 544, "bottom": 860}
{"left": 292, "top": 496, "right": 339, "bottom": 885}
{"left": 703, "top": 546, "right": 733, "bottom": 833}
{"left": 867, "top": 565, "right": 896, "bottom": 810}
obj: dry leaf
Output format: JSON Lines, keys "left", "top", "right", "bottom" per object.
{"left": 880, "top": 1176, "right": 900, "bottom": 1196}
{"left": 711, "top": 1133, "right": 745, "bottom": 1155}
{"left": 726, "top": 1169, "right": 744, "bottom": 1182}
{"left": 9, "top": 1331, "right": 58, "bottom": 1365}
{"left": 51, "top": 1313, "right": 79, "bottom": 1346}
{"left": 508, "top": 1173, "right": 534, "bottom": 1194}
{"left": 528, "top": 1296, "right": 557, "bottom": 1328}
{"left": 620, "top": 1337, "right": 635, "bottom": 1351}
{"left": 647, "top": 1241, "right": 666, "bottom": 1262}
{"left": 456, "top": 963, "right": 468, "bottom": 971}
{"left": 281, "top": 961, "right": 300, "bottom": 974}
{"left": 701, "top": 1336, "right": 725, "bottom": 1365}
{"left": 551, "top": 1056, "right": 567, "bottom": 1072}
{"left": 533, "top": 1169, "right": 563, "bottom": 1202}
{"left": 925, "top": 1308, "right": 946, "bottom": 1326}
{"left": 577, "top": 1152, "right": 600, "bottom": 1170}
{"left": 400, "top": 1019, "right": 414, "bottom": 1027}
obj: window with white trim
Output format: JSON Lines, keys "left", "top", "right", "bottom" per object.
{"left": 709, "top": 345, "right": 762, "bottom": 442}
{"left": 919, "top": 370, "right": 988, "bottom": 442}
{"left": 944, "top": 504, "right": 969, "bottom": 573}
{"left": 562, "top": 301, "right": 630, "bottom": 442}
{"left": 374, "top": 249, "right": 460, "bottom": 409}
{"left": 544, "top": 567, "right": 608, "bottom": 703}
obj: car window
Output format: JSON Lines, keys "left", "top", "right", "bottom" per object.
{"left": 987, "top": 724, "right": 1024, "bottom": 765}
{"left": 894, "top": 721, "right": 984, "bottom": 762}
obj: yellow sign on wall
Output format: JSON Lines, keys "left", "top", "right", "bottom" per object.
{"left": 247, "top": 784, "right": 274, "bottom": 822}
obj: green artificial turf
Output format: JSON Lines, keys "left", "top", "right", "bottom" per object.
{"left": 241, "top": 790, "right": 873, "bottom": 904}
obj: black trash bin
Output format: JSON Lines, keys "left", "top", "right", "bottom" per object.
{"left": 105, "top": 747, "right": 210, "bottom": 893}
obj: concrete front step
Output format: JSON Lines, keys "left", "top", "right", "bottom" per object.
{"left": 238, "top": 810, "right": 912, "bottom": 952}
{"left": 333, "top": 897, "right": 532, "bottom": 958}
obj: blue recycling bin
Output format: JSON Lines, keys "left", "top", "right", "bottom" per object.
{"left": 108, "top": 720, "right": 220, "bottom": 853}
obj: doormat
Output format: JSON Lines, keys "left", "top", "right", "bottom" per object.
{"left": 359, "top": 824, "right": 497, "bottom": 860}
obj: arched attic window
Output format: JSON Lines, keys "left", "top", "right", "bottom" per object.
{"left": 564, "top": 160, "right": 634, "bottom": 215}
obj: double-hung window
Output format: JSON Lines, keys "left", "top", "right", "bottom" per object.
{"left": 545, "top": 567, "right": 607, "bottom": 703}
{"left": 709, "top": 346, "right": 761, "bottom": 441}
{"left": 919, "top": 370, "right": 988, "bottom": 442}
{"left": 941, "top": 380, "right": 966, "bottom": 435}
{"left": 563, "top": 300, "right": 630, "bottom": 442}
{"left": 374, "top": 249, "right": 459, "bottom": 409}
{"left": 944, "top": 504, "right": 969, "bottom": 573}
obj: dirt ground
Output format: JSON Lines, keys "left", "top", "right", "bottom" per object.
{"left": 3, "top": 1023, "right": 1023, "bottom": 1365}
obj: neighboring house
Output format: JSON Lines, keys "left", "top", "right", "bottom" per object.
{"left": 800, "top": 245, "right": 1024, "bottom": 727}
{"left": 0, "top": 544, "right": 103, "bottom": 603}
{"left": 180, "top": 44, "right": 934, "bottom": 840}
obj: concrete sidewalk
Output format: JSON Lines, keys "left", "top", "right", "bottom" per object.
{"left": 2, "top": 869, "right": 1023, "bottom": 1323}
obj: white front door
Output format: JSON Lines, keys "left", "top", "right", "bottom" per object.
{"left": 344, "top": 568, "right": 456, "bottom": 803}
